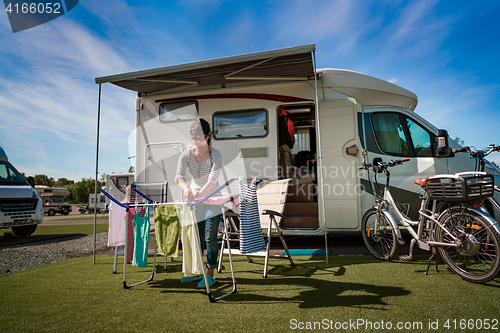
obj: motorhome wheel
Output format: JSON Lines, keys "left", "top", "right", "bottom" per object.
{"left": 11, "top": 225, "right": 37, "bottom": 237}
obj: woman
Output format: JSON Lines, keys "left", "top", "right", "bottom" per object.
{"left": 175, "top": 118, "right": 222, "bottom": 288}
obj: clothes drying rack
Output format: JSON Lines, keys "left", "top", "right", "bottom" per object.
{"left": 108, "top": 183, "right": 170, "bottom": 274}
{"left": 99, "top": 178, "right": 238, "bottom": 303}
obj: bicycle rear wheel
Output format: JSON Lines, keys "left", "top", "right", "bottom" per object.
{"left": 436, "top": 207, "right": 500, "bottom": 283}
{"left": 361, "top": 208, "right": 399, "bottom": 260}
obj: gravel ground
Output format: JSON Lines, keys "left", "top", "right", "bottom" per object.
{"left": 0, "top": 232, "right": 111, "bottom": 276}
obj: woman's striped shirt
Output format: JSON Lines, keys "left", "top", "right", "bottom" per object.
{"left": 175, "top": 147, "right": 223, "bottom": 197}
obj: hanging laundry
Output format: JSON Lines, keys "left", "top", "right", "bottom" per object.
{"left": 154, "top": 205, "right": 180, "bottom": 257}
{"left": 126, "top": 208, "right": 135, "bottom": 263}
{"left": 176, "top": 204, "right": 204, "bottom": 276}
{"left": 132, "top": 206, "right": 150, "bottom": 268}
{"left": 108, "top": 187, "right": 130, "bottom": 247}
{"left": 108, "top": 201, "right": 127, "bottom": 247}
{"left": 239, "top": 178, "right": 266, "bottom": 254}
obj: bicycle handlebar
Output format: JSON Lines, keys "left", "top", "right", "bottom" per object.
{"left": 453, "top": 144, "right": 500, "bottom": 157}
{"left": 453, "top": 146, "right": 470, "bottom": 153}
{"left": 361, "top": 158, "right": 410, "bottom": 171}
{"left": 391, "top": 158, "right": 411, "bottom": 166}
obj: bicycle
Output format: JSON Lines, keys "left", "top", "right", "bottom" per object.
{"left": 360, "top": 153, "right": 500, "bottom": 283}
{"left": 453, "top": 144, "right": 500, "bottom": 220}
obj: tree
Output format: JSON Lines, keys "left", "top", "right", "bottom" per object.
{"left": 64, "top": 177, "right": 105, "bottom": 204}
{"left": 34, "top": 174, "right": 54, "bottom": 186}
{"left": 56, "top": 178, "right": 74, "bottom": 186}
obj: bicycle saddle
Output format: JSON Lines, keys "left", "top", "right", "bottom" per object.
{"left": 414, "top": 178, "right": 426, "bottom": 187}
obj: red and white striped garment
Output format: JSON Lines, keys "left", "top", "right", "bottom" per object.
{"left": 126, "top": 206, "right": 146, "bottom": 262}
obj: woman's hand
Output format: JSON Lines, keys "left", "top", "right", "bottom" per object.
{"left": 193, "top": 192, "right": 205, "bottom": 201}
{"left": 183, "top": 188, "right": 194, "bottom": 202}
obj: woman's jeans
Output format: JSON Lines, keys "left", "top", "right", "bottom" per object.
{"left": 195, "top": 204, "right": 221, "bottom": 269}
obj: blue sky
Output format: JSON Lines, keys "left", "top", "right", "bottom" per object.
{"left": 0, "top": 0, "right": 499, "bottom": 182}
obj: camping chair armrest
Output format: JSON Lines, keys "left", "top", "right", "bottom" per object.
{"left": 224, "top": 211, "right": 239, "bottom": 217}
{"left": 262, "top": 210, "right": 286, "bottom": 219}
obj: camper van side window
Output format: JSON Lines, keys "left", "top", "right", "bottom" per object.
{"left": 213, "top": 109, "right": 268, "bottom": 140}
{"left": 371, "top": 113, "right": 410, "bottom": 157}
{"left": 116, "top": 177, "right": 129, "bottom": 187}
{"left": 159, "top": 100, "right": 198, "bottom": 123}
{"left": 404, "top": 116, "right": 433, "bottom": 157}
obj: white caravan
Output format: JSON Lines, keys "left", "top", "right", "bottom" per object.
{"left": 95, "top": 44, "right": 500, "bottom": 237}
{"left": 35, "top": 185, "right": 72, "bottom": 216}
{"left": 88, "top": 193, "right": 107, "bottom": 214}
{"left": 104, "top": 173, "right": 135, "bottom": 205}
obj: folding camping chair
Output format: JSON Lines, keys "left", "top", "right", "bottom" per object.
{"left": 218, "top": 178, "right": 294, "bottom": 278}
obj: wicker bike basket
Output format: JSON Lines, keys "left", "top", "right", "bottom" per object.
{"left": 425, "top": 172, "right": 494, "bottom": 202}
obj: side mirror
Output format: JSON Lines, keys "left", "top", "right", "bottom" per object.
{"left": 435, "top": 129, "right": 451, "bottom": 158}
{"left": 27, "top": 176, "right": 35, "bottom": 188}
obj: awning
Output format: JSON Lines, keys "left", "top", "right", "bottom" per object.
{"left": 95, "top": 44, "right": 316, "bottom": 96}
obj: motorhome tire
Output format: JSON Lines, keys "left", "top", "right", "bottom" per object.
{"left": 11, "top": 225, "right": 37, "bottom": 237}
{"left": 48, "top": 209, "right": 55, "bottom": 216}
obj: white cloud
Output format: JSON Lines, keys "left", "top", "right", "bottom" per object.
{"left": 80, "top": 0, "right": 139, "bottom": 33}
{"left": 390, "top": 0, "right": 439, "bottom": 40}
{"left": 224, "top": 11, "right": 255, "bottom": 49}
{"left": 0, "top": 14, "right": 137, "bottom": 181}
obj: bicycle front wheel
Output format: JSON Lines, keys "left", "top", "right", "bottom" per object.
{"left": 361, "top": 208, "right": 399, "bottom": 260}
{"left": 436, "top": 207, "right": 500, "bottom": 283}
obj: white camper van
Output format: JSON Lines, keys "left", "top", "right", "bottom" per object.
{"left": 35, "top": 185, "right": 72, "bottom": 216}
{"left": 0, "top": 146, "right": 44, "bottom": 236}
{"left": 104, "top": 173, "right": 135, "bottom": 205}
{"left": 87, "top": 193, "right": 107, "bottom": 214}
{"left": 95, "top": 44, "right": 500, "bottom": 237}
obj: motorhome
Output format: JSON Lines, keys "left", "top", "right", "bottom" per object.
{"left": 95, "top": 44, "right": 500, "bottom": 237}
{"left": 104, "top": 173, "right": 135, "bottom": 205}
{"left": 88, "top": 193, "right": 107, "bottom": 214}
{"left": 34, "top": 185, "right": 72, "bottom": 216}
{"left": 0, "top": 146, "right": 44, "bottom": 236}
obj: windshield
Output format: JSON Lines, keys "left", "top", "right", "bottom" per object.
{"left": 0, "top": 161, "right": 29, "bottom": 186}
{"left": 51, "top": 196, "right": 67, "bottom": 203}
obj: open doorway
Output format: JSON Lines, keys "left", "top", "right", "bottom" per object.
{"left": 277, "top": 104, "right": 319, "bottom": 229}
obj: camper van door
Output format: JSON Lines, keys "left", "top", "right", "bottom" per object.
{"left": 359, "top": 107, "right": 449, "bottom": 220}
{"left": 319, "top": 99, "right": 360, "bottom": 230}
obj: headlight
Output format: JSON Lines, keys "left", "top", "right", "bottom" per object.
{"left": 32, "top": 189, "right": 38, "bottom": 198}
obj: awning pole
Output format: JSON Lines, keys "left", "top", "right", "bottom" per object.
{"left": 94, "top": 83, "right": 102, "bottom": 264}
{"left": 312, "top": 51, "right": 328, "bottom": 265}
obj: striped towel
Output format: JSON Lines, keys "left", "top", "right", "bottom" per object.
{"left": 239, "top": 179, "right": 266, "bottom": 254}
{"left": 176, "top": 205, "right": 204, "bottom": 276}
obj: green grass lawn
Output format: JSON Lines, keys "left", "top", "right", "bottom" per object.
{"left": 55, "top": 216, "right": 109, "bottom": 221}
{"left": 1, "top": 224, "right": 108, "bottom": 237}
{"left": 33, "top": 224, "right": 109, "bottom": 235}
{"left": 1, "top": 253, "right": 499, "bottom": 332}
